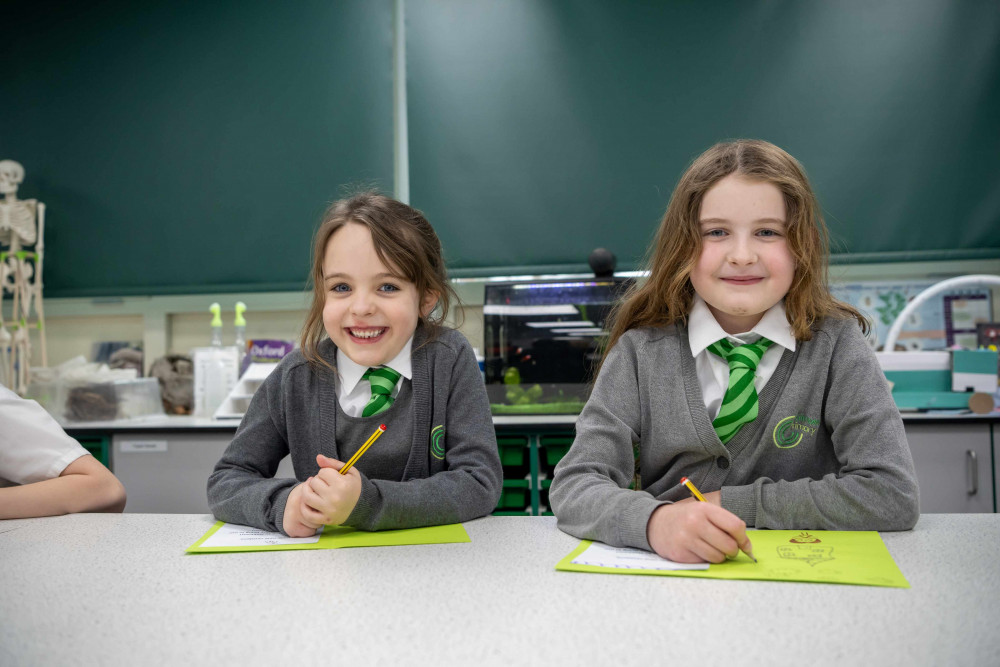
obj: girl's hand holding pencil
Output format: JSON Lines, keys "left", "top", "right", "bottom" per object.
{"left": 298, "top": 455, "right": 364, "bottom": 527}
{"left": 281, "top": 458, "right": 363, "bottom": 535}
{"left": 646, "top": 483, "right": 754, "bottom": 564}
{"left": 281, "top": 424, "right": 386, "bottom": 535}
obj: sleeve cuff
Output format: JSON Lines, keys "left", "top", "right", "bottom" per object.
{"left": 271, "top": 486, "right": 295, "bottom": 535}
{"left": 619, "top": 495, "right": 669, "bottom": 551}
{"left": 721, "top": 482, "right": 759, "bottom": 527}
{"left": 345, "top": 473, "right": 379, "bottom": 529}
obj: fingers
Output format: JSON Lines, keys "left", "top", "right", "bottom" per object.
{"left": 299, "top": 479, "right": 330, "bottom": 524}
{"left": 316, "top": 454, "right": 345, "bottom": 471}
{"left": 647, "top": 502, "right": 750, "bottom": 564}
{"left": 690, "top": 520, "right": 739, "bottom": 563}
{"left": 703, "top": 505, "right": 752, "bottom": 560}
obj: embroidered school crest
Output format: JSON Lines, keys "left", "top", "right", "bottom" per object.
{"left": 772, "top": 414, "right": 819, "bottom": 449}
{"left": 430, "top": 425, "right": 446, "bottom": 460}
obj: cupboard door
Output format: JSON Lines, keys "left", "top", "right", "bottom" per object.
{"left": 905, "top": 423, "right": 994, "bottom": 513}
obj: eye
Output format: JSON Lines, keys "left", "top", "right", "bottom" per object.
{"left": 329, "top": 283, "right": 350, "bottom": 293}
{"left": 703, "top": 228, "right": 727, "bottom": 238}
{"left": 378, "top": 283, "right": 401, "bottom": 293}
{"left": 757, "top": 228, "right": 782, "bottom": 238}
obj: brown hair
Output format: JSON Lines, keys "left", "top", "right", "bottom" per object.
{"left": 603, "top": 139, "right": 868, "bottom": 367}
{"left": 300, "top": 191, "right": 459, "bottom": 370}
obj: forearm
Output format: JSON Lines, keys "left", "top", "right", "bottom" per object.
{"left": 551, "top": 466, "right": 664, "bottom": 550}
{"left": 346, "top": 466, "right": 500, "bottom": 530}
{"left": 207, "top": 465, "right": 297, "bottom": 532}
{"left": 0, "top": 456, "right": 126, "bottom": 519}
{"left": 723, "top": 467, "right": 919, "bottom": 531}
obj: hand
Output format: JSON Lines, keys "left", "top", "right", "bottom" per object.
{"left": 295, "top": 454, "right": 363, "bottom": 527}
{"left": 282, "top": 483, "right": 324, "bottom": 537}
{"left": 646, "top": 501, "right": 752, "bottom": 564}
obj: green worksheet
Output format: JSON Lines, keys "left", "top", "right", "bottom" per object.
{"left": 187, "top": 521, "right": 470, "bottom": 554}
{"left": 556, "top": 530, "right": 909, "bottom": 588}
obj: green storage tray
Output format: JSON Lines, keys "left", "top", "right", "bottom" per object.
{"left": 497, "top": 435, "right": 529, "bottom": 467}
{"left": 496, "top": 479, "right": 530, "bottom": 511}
{"left": 539, "top": 434, "right": 574, "bottom": 467}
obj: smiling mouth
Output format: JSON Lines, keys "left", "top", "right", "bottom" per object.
{"left": 722, "top": 277, "right": 764, "bottom": 284}
{"left": 348, "top": 327, "right": 387, "bottom": 341}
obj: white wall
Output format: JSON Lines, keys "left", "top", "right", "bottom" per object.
{"left": 12, "top": 257, "right": 1000, "bottom": 375}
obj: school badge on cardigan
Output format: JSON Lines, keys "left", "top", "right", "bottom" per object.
{"left": 773, "top": 414, "right": 820, "bottom": 449}
{"left": 430, "top": 425, "right": 446, "bottom": 460}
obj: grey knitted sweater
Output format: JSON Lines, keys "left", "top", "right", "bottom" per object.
{"left": 207, "top": 326, "right": 502, "bottom": 533}
{"left": 550, "top": 317, "right": 919, "bottom": 552}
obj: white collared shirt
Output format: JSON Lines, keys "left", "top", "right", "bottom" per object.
{"left": 688, "top": 296, "right": 796, "bottom": 420}
{"left": 336, "top": 336, "right": 414, "bottom": 417}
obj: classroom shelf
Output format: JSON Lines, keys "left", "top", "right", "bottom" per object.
{"left": 492, "top": 429, "right": 574, "bottom": 516}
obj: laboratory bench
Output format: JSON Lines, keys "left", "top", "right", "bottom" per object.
{"left": 0, "top": 513, "right": 997, "bottom": 666}
{"left": 61, "top": 413, "right": 1000, "bottom": 516}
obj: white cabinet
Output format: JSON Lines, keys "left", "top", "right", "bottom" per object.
{"left": 904, "top": 422, "right": 994, "bottom": 513}
{"left": 113, "top": 432, "right": 293, "bottom": 513}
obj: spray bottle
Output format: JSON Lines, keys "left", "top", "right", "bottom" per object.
{"left": 209, "top": 302, "right": 223, "bottom": 347}
{"left": 203, "top": 302, "right": 228, "bottom": 415}
{"left": 234, "top": 302, "right": 247, "bottom": 371}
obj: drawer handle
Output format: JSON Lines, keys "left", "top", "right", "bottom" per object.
{"left": 966, "top": 450, "right": 978, "bottom": 496}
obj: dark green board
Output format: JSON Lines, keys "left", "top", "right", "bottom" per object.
{"left": 407, "top": 0, "right": 1000, "bottom": 275}
{"left": 2, "top": 1, "right": 998, "bottom": 297}
{"left": 1, "top": 0, "right": 394, "bottom": 297}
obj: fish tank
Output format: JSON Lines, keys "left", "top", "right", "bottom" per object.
{"left": 483, "top": 277, "right": 633, "bottom": 414}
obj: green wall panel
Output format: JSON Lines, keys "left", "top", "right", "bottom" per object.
{"left": 0, "top": 0, "right": 394, "bottom": 297}
{"left": 407, "top": 0, "right": 1000, "bottom": 274}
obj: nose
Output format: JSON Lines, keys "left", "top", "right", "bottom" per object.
{"left": 350, "top": 292, "right": 376, "bottom": 316}
{"left": 727, "top": 234, "right": 757, "bottom": 266}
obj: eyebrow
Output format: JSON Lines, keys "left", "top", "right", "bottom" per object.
{"left": 698, "top": 217, "right": 786, "bottom": 226}
{"left": 322, "top": 271, "right": 403, "bottom": 282}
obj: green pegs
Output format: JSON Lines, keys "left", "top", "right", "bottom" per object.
{"left": 234, "top": 301, "right": 247, "bottom": 327}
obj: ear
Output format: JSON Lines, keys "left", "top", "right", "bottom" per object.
{"left": 420, "top": 289, "right": 440, "bottom": 318}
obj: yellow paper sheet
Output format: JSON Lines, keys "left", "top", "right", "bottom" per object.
{"left": 556, "top": 530, "right": 909, "bottom": 588}
{"left": 187, "top": 521, "right": 470, "bottom": 554}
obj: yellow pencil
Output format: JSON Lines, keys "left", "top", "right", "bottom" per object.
{"left": 680, "top": 476, "right": 756, "bottom": 563}
{"left": 339, "top": 424, "right": 387, "bottom": 475}
{"left": 679, "top": 476, "right": 707, "bottom": 502}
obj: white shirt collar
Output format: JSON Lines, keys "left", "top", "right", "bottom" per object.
{"left": 336, "top": 335, "right": 414, "bottom": 394}
{"left": 688, "top": 295, "right": 796, "bottom": 357}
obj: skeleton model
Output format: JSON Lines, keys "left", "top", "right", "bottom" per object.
{"left": 0, "top": 160, "right": 47, "bottom": 394}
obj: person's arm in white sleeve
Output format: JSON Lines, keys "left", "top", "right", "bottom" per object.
{"left": 0, "top": 386, "right": 126, "bottom": 519}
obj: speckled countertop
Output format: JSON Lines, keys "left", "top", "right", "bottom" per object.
{"left": 0, "top": 514, "right": 997, "bottom": 666}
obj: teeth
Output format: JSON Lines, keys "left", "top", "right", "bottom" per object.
{"left": 350, "top": 328, "right": 385, "bottom": 339}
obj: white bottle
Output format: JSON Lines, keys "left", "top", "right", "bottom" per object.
{"left": 203, "top": 302, "right": 228, "bottom": 415}
{"left": 234, "top": 302, "right": 247, "bottom": 371}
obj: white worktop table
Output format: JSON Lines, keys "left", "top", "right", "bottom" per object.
{"left": 0, "top": 514, "right": 997, "bottom": 666}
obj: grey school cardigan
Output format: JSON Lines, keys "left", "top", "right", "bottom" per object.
{"left": 549, "top": 317, "right": 920, "bottom": 552}
{"left": 207, "top": 326, "right": 502, "bottom": 533}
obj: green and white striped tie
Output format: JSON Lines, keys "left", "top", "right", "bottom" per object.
{"left": 361, "top": 366, "right": 402, "bottom": 417}
{"left": 707, "top": 337, "right": 775, "bottom": 444}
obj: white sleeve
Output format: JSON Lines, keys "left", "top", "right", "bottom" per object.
{"left": 0, "top": 385, "right": 88, "bottom": 485}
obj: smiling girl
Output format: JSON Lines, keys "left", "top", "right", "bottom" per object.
{"left": 550, "top": 140, "right": 919, "bottom": 563}
{"left": 208, "top": 192, "right": 502, "bottom": 535}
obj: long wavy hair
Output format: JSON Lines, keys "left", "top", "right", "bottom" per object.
{"left": 300, "top": 191, "right": 458, "bottom": 371}
{"left": 602, "top": 139, "right": 867, "bottom": 369}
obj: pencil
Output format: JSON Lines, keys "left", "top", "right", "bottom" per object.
{"left": 339, "top": 424, "right": 387, "bottom": 475}
{"left": 679, "top": 476, "right": 707, "bottom": 502}
{"left": 679, "top": 476, "right": 756, "bottom": 563}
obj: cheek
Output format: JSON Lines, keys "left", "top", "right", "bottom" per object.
{"left": 321, "top": 298, "right": 341, "bottom": 324}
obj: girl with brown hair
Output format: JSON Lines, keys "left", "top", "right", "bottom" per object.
{"left": 551, "top": 140, "right": 919, "bottom": 563}
{"left": 209, "top": 192, "right": 501, "bottom": 536}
